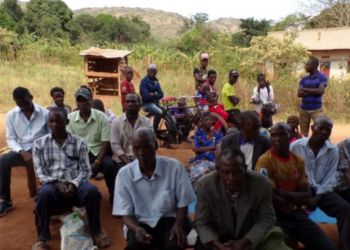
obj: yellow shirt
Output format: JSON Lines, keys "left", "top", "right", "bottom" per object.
{"left": 67, "top": 109, "right": 110, "bottom": 156}
{"left": 221, "top": 82, "right": 238, "bottom": 110}
{"left": 255, "top": 149, "right": 309, "bottom": 213}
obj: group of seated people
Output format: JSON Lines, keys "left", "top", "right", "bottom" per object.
{"left": 1, "top": 80, "right": 350, "bottom": 250}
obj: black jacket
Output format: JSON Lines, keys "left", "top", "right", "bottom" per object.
{"left": 221, "top": 132, "right": 271, "bottom": 170}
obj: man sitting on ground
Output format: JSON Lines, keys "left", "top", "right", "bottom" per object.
{"left": 221, "top": 111, "right": 271, "bottom": 171}
{"left": 47, "top": 87, "right": 72, "bottom": 114}
{"left": 140, "top": 64, "right": 165, "bottom": 131}
{"left": 121, "top": 66, "right": 136, "bottom": 112}
{"left": 32, "top": 108, "right": 111, "bottom": 250}
{"left": 256, "top": 122, "right": 337, "bottom": 250}
{"left": 0, "top": 87, "right": 50, "bottom": 216}
{"left": 113, "top": 128, "right": 196, "bottom": 250}
{"left": 194, "top": 146, "right": 290, "bottom": 250}
{"left": 291, "top": 117, "right": 350, "bottom": 250}
{"left": 222, "top": 70, "right": 241, "bottom": 127}
{"left": 170, "top": 97, "right": 192, "bottom": 143}
{"left": 91, "top": 99, "right": 117, "bottom": 126}
{"left": 111, "top": 93, "right": 152, "bottom": 170}
{"left": 67, "top": 88, "right": 117, "bottom": 205}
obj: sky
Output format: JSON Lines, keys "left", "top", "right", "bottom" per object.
{"left": 22, "top": 0, "right": 301, "bottom": 21}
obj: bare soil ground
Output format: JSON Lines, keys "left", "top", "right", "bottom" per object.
{"left": 0, "top": 96, "right": 349, "bottom": 249}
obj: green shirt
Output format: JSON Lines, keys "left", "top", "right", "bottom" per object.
{"left": 67, "top": 109, "right": 110, "bottom": 156}
{"left": 221, "top": 82, "right": 238, "bottom": 110}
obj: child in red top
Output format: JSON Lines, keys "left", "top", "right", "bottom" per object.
{"left": 121, "top": 66, "right": 136, "bottom": 112}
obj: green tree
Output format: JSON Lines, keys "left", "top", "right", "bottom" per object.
{"left": 0, "top": 7, "right": 17, "bottom": 31}
{"left": 232, "top": 18, "right": 271, "bottom": 47}
{"left": 25, "top": 0, "right": 73, "bottom": 38}
{"left": 67, "top": 14, "right": 96, "bottom": 44}
{"left": 270, "top": 13, "right": 313, "bottom": 31}
{"left": 2, "top": 0, "right": 23, "bottom": 22}
{"left": 193, "top": 13, "right": 209, "bottom": 24}
{"left": 301, "top": 0, "right": 350, "bottom": 28}
{"left": 231, "top": 32, "right": 250, "bottom": 47}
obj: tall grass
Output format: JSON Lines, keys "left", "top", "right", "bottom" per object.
{"left": 0, "top": 36, "right": 349, "bottom": 123}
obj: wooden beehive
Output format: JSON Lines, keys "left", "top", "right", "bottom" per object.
{"left": 80, "top": 47, "right": 132, "bottom": 96}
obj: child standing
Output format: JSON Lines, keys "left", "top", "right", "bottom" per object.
{"left": 252, "top": 73, "right": 274, "bottom": 128}
{"left": 121, "top": 66, "right": 135, "bottom": 112}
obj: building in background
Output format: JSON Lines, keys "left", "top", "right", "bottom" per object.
{"left": 269, "top": 27, "right": 350, "bottom": 78}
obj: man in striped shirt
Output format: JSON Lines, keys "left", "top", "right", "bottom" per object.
{"left": 32, "top": 107, "right": 110, "bottom": 250}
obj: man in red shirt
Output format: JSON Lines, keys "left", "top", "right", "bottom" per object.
{"left": 121, "top": 66, "right": 136, "bottom": 112}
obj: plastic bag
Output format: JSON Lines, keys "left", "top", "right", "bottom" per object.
{"left": 60, "top": 207, "right": 97, "bottom": 250}
{"left": 189, "top": 160, "right": 216, "bottom": 190}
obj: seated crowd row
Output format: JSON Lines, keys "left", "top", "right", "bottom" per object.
{"left": 0, "top": 86, "right": 350, "bottom": 250}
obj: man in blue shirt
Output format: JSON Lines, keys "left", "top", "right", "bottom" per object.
{"left": 113, "top": 127, "right": 196, "bottom": 250}
{"left": 0, "top": 87, "right": 50, "bottom": 217}
{"left": 140, "top": 64, "right": 165, "bottom": 131}
{"left": 291, "top": 117, "right": 350, "bottom": 250}
{"left": 298, "top": 57, "right": 327, "bottom": 136}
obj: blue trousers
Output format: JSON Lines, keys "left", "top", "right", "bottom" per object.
{"left": 34, "top": 182, "right": 102, "bottom": 241}
{"left": 0, "top": 151, "right": 28, "bottom": 201}
{"left": 142, "top": 103, "right": 165, "bottom": 131}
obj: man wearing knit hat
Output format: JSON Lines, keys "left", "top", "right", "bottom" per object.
{"left": 140, "top": 64, "right": 165, "bottom": 131}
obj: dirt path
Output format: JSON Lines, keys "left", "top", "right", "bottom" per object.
{"left": 0, "top": 96, "right": 349, "bottom": 249}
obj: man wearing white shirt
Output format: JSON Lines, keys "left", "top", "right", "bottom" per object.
{"left": 0, "top": 87, "right": 49, "bottom": 217}
{"left": 290, "top": 117, "right": 350, "bottom": 250}
{"left": 113, "top": 128, "right": 196, "bottom": 250}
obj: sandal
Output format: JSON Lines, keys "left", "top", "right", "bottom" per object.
{"left": 93, "top": 230, "right": 111, "bottom": 249}
{"left": 32, "top": 241, "right": 49, "bottom": 250}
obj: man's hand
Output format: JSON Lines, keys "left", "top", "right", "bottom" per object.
{"left": 150, "top": 93, "right": 154, "bottom": 97}
{"left": 275, "top": 188, "right": 287, "bottom": 197}
{"left": 90, "top": 162, "right": 100, "bottom": 178}
{"left": 19, "top": 150, "right": 32, "bottom": 163}
{"left": 307, "top": 197, "right": 320, "bottom": 211}
{"left": 224, "top": 238, "right": 251, "bottom": 250}
{"left": 54, "top": 183, "right": 74, "bottom": 200}
{"left": 169, "top": 223, "right": 187, "bottom": 248}
{"left": 135, "top": 227, "right": 153, "bottom": 245}
{"left": 66, "top": 183, "right": 77, "bottom": 195}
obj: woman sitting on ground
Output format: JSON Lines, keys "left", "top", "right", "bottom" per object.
{"left": 287, "top": 115, "right": 302, "bottom": 143}
{"left": 190, "top": 112, "right": 223, "bottom": 163}
{"left": 189, "top": 112, "right": 223, "bottom": 188}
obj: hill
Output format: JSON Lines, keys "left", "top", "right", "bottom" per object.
{"left": 1, "top": 2, "right": 241, "bottom": 40}
{"left": 74, "top": 7, "right": 241, "bottom": 40}
{"left": 209, "top": 18, "right": 241, "bottom": 33}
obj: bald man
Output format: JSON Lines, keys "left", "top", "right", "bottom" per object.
{"left": 113, "top": 128, "right": 196, "bottom": 250}
{"left": 291, "top": 117, "right": 350, "bottom": 250}
{"left": 256, "top": 123, "right": 337, "bottom": 250}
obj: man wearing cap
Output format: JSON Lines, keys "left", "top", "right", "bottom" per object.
{"left": 67, "top": 88, "right": 117, "bottom": 205}
{"left": 193, "top": 53, "right": 209, "bottom": 91}
{"left": 222, "top": 70, "right": 241, "bottom": 128}
{"left": 140, "top": 64, "right": 165, "bottom": 131}
{"left": 0, "top": 87, "right": 50, "bottom": 217}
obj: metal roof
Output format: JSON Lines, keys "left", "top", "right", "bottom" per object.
{"left": 80, "top": 47, "right": 132, "bottom": 59}
{"left": 268, "top": 27, "right": 350, "bottom": 51}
